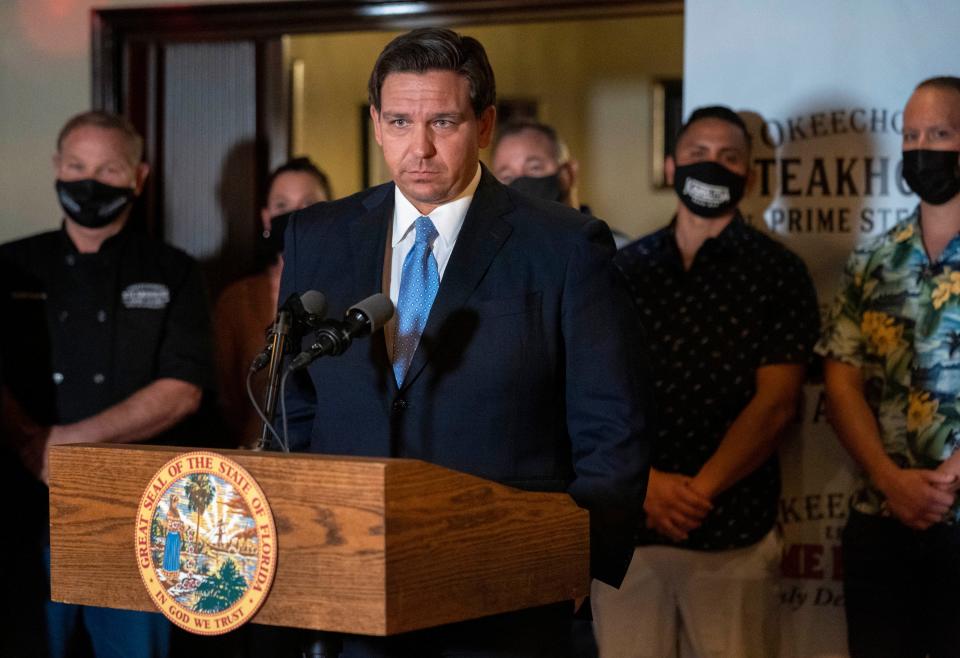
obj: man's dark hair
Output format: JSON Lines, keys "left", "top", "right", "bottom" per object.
{"left": 492, "top": 119, "right": 567, "bottom": 163}
{"left": 57, "top": 110, "right": 144, "bottom": 165}
{"left": 265, "top": 157, "right": 332, "bottom": 200}
{"left": 674, "top": 105, "right": 752, "bottom": 154}
{"left": 368, "top": 27, "right": 496, "bottom": 118}
{"left": 915, "top": 75, "right": 960, "bottom": 98}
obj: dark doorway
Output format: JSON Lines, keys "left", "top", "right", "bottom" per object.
{"left": 92, "top": 0, "right": 680, "bottom": 296}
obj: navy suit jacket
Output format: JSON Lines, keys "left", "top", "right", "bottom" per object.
{"left": 279, "top": 168, "right": 648, "bottom": 586}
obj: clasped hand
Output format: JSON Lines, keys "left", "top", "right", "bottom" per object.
{"left": 877, "top": 464, "right": 959, "bottom": 530}
{"left": 643, "top": 469, "right": 713, "bottom": 542}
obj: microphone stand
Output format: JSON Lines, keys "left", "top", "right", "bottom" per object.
{"left": 257, "top": 310, "right": 346, "bottom": 657}
{"left": 257, "top": 309, "right": 292, "bottom": 450}
{"left": 302, "top": 632, "right": 343, "bottom": 658}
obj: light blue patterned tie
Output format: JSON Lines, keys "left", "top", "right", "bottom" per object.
{"left": 393, "top": 216, "right": 440, "bottom": 385}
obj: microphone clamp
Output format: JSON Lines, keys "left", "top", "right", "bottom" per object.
{"left": 289, "top": 321, "right": 353, "bottom": 370}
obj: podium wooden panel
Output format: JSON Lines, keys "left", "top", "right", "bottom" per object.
{"left": 49, "top": 444, "right": 589, "bottom": 636}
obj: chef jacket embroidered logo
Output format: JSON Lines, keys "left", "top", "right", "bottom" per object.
{"left": 135, "top": 452, "right": 277, "bottom": 635}
{"left": 122, "top": 283, "right": 170, "bottom": 309}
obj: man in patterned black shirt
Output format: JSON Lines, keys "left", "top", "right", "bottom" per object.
{"left": 591, "top": 106, "right": 819, "bottom": 658}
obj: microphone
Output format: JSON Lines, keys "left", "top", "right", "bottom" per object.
{"left": 251, "top": 290, "right": 327, "bottom": 371}
{"left": 288, "top": 289, "right": 328, "bottom": 325}
{"left": 289, "top": 293, "right": 394, "bottom": 370}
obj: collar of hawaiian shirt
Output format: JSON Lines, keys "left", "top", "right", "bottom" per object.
{"left": 912, "top": 206, "right": 960, "bottom": 266}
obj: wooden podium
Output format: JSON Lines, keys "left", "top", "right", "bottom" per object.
{"left": 48, "top": 444, "right": 589, "bottom": 636}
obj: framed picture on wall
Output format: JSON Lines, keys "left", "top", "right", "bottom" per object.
{"left": 651, "top": 78, "right": 683, "bottom": 188}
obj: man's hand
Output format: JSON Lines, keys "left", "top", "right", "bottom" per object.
{"left": 934, "top": 455, "right": 960, "bottom": 494}
{"left": 2, "top": 389, "right": 53, "bottom": 483}
{"left": 16, "top": 428, "right": 50, "bottom": 483}
{"left": 643, "top": 468, "right": 713, "bottom": 542}
{"left": 875, "top": 466, "right": 956, "bottom": 530}
{"left": 823, "top": 361, "right": 957, "bottom": 530}
{"left": 19, "top": 425, "right": 75, "bottom": 484}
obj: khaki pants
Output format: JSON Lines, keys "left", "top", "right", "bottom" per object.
{"left": 591, "top": 530, "right": 781, "bottom": 658}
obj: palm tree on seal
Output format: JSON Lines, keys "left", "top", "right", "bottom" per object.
{"left": 184, "top": 474, "right": 215, "bottom": 562}
{"left": 195, "top": 559, "right": 248, "bottom": 613}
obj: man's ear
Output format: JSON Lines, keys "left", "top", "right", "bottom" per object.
{"left": 370, "top": 105, "right": 383, "bottom": 147}
{"left": 477, "top": 105, "right": 497, "bottom": 149}
{"left": 560, "top": 159, "right": 579, "bottom": 188}
{"left": 134, "top": 163, "right": 150, "bottom": 196}
{"left": 260, "top": 208, "right": 273, "bottom": 234}
{"left": 665, "top": 154, "right": 676, "bottom": 186}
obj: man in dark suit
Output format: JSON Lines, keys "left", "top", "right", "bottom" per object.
{"left": 280, "top": 27, "right": 648, "bottom": 658}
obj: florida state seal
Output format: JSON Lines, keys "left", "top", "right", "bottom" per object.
{"left": 135, "top": 451, "right": 277, "bottom": 635}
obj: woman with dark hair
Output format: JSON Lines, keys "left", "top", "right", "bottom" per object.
{"left": 213, "top": 158, "right": 331, "bottom": 446}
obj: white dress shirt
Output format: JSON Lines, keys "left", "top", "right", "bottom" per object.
{"left": 384, "top": 164, "right": 481, "bottom": 360}
{"left": 388, "top": 164, "right": 482, "bottom": 304}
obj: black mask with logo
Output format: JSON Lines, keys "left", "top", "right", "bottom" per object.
{"left": 902, "top": 149, "right": 960, "bottom": 205}
{"left": 508, "top": 173, "right": 565, "bottom": 204}
{"left": 56, "top": 179, "right": 135, "bottom": 229}
{"left": 673, "top": 161, "right": 746, "bottom": 219}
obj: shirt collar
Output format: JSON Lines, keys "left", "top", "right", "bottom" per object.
{"left": 909, "top": 205, "right": 960, "bottom": 264}
{"left": 710, "top": 212, "right": 750, "bottom": 251}
{"left": 392, "top": 164, "right": 482, "bottom": 249}
{"left": 59, "top": 219, "right": 132, "bottom": 259}
{"left": 666, "top": 211, "right": 748, "bottom": 262}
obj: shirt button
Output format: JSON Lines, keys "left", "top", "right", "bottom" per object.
{"left": 97, "top": 310, "right": 107, "bottom": 323}
{"left": 52, "top": 372, "right": 64, "bottom": 384}
{"left": 58, "top": 310, "right": 69, "bottom": 323}
{"left": 65, "top": 254, "right": 75, "bottom": 266}
{"left": 392, "top": 399, "right": 408, "bottom": 412}
{"left": 92, "top": 373, "right": 105, "bottom": 384}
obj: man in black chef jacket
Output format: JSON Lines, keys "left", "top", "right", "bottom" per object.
{"left": 0, "top": 110, "right": 214, "bottom": 658}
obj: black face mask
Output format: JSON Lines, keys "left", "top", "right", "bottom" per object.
{"left": 902, "top": 149, "right": 960, "bottom": 205}
{"left": 255, "top": 211, "right": 292, "bottom": 268}
{"left": 673, "top": 161, "right": 746, "bottom": 219}
{"left": 508, "top": 173, "right": 565, "bottom": 203}
{"left": 56, "top": 179, "right": 135, "bottom": 229}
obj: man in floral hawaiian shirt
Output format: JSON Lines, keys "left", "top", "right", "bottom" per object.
{"left": 818, "top": 76, "right": 960, "bottom": 658}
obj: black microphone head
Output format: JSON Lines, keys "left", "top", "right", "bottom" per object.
{"left": 299, "top": 290, "right": 327, "bottom": 318}
{"left": 281, "top": 290, "right": 327, "bottom": 318}
{"left": 347, "top": 293, "right": 394, "bottom": 334}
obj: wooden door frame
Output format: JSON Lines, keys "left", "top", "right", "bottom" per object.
{"left": 92, "top": 0, "right": 681, "bottom": 112}
{"left": 91, "top": 0, "right": 681, "bottom": 237}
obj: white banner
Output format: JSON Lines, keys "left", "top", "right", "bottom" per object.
{"left": 685, "top": 2, "right": 960, "bottom": 656}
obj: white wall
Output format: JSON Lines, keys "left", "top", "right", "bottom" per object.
{"left": 0, "top": 0, "right": 265, "bottom": 244}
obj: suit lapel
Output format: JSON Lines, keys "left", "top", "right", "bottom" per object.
{"left": 400, "top": 168, "right": 514, "bottom": 390}
{"left": 349, "top": 183, "right": 393, "bottom": 297}
{"left": 348, "top": 183, "right": 396, "bottom": 394}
